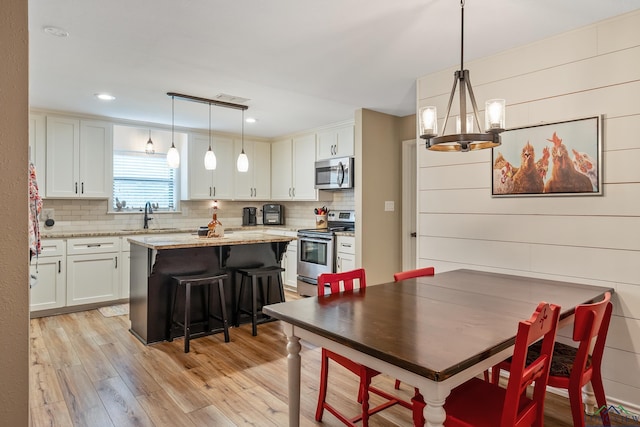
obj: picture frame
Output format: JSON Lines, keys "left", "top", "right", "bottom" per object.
{"left": 492, "top": 115, "right": 602, "bottom": 197}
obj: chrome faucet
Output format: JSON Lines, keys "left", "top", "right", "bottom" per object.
{"left": 143, "top": 201, "right": 153, "bottom": 229}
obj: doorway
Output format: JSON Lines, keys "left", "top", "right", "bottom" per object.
{"left": 401, "top": 139, "right": 417, "bottom": 271}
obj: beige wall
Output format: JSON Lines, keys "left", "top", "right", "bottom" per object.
{"left": 355, "top": 108, "right": 404, "bottom": 285}
{"left": 417, "top": 10, "right": 640, "bottom": 411}
{"left": 0, "top": 0, "right": 29, "bottom": 423}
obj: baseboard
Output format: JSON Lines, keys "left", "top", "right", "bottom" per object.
{"left": 30, "top": 298, "right": 130, "bottom": 319}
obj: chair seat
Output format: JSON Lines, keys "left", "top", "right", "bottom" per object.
{"left": 445, "top": 377, "right": 535, "bottom": 427}
{"left": 526, "top": 341, "right": 592, "bottom": 378}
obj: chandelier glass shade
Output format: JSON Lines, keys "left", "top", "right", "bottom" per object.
{"left": 145, "top": 129, "right": 155, "bottom": 154}
{"left": 420, "top": 0, "right": 505, "bottom": 152}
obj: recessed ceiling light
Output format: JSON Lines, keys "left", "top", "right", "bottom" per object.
{"left": 95, "top": 93, "right": 116, "bottom": 101}
{"left": 245, "top": 117, "right": 257, "bottom": 124}
{"left": 43, "top": 26, "right": 69, "bottom": 37}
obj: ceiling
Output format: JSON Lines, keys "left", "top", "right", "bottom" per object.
{"left": 29, "top": 0, "right": 640, "bottom": 138}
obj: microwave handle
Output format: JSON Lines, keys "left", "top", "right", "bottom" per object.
{"left": 337, "top": 161, "right": 345, "bottom": 186}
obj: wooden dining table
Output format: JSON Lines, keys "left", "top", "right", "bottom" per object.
{"left": 263, "top": 269, "right": 614, "bottom": 427}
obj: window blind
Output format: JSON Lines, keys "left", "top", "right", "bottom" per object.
{"left": 113, "top": 151, "right": 176, "bottom": 211}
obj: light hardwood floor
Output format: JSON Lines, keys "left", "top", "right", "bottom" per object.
{"left": 29, "top": 292, "right": 622, "bottom": 427}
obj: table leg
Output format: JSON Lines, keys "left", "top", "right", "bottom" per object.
{"left": 285, "top": 327, "right": 301, "bottom": 427}
{"left": 424, "top": 395, "right": 447, "bottom": 427}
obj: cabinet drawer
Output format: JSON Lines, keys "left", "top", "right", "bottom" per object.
{"left": 67, "top": 237, "right": 120, "bottom": 255}
{"left": 337, "top": 236, "right": 355, "bottom": 254}
{"left": 38, "top": 239, "right": 65, "bottom": 257}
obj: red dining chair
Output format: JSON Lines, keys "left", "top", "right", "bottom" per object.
{"left": 315, "top": 268, "right": 413, "bottom": 427}
{"left": 392, "top": 266, "right": 436, "bottom": 427}
{"left": 491, "top": 292, "right": 612, "bottom": 427}
{"left": 444, "top": 301, "right": 561, "bottom": 427}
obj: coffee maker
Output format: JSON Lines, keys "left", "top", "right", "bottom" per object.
{"left": 242, "top": 207, "right": 257, "bottom": 226}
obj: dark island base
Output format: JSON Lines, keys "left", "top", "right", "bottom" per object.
{"left": 129, "top": 241, "right": 290, "bottom": 344}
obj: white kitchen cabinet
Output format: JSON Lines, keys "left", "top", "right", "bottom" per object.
{"left": 29, "top": 113, "right": 47, "bottom": 196}
{"left": 336, "top": 235, "right": 355, "bottom": 273}
{"left": 46, "top": 116, "right": 113, "bottom": 198}
{"left": 271, "top": 134, "right": 327, "bottom": 201}
{"left": 66, "top": 237, "right": 120, "bottom": 306}
{"left": 182, "top": 133, "right": 234, "bottom": 200}
{"left": 30, "top": 239, "right": 66, "bottom": 312}
{"left": 234, "top": 138, "right": 271, "bottom": 200}
{"left": 266, "top": 229, "right": 298, "bottom": 291}
{"left": 120, "top": 236, "right": 132, "bottom": 299}
{"left": 317, "top": 123, "right": 354, "bottom": 160}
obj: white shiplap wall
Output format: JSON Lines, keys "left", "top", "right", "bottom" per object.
{"left": 416, "top": 10, "right": 640, "bottom": 411}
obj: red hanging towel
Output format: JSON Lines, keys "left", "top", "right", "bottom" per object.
{"left": 29, "top": 162, "right": 43, "bottom": 259}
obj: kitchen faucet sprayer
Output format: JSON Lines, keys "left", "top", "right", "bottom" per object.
{"left": 143, "top": 201, "right": 154, "bottom": 229}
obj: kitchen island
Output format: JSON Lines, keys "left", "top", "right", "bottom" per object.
{"left": 128, "top": 232, "right": 295, "bottom": 344}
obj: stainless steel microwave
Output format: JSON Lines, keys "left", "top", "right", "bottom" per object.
{"left": 314, "top": 157, "right": 354, "bottom": 190}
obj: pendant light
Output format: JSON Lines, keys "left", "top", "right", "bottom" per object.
{"left": 204, "top": 103, "right": 217, "bottom": 170}
{"left": 236, "top": 109, "right": 249, "bottom": 172}
{"left": 145, "top": 129, "right": 155, "bottom": 154}
{"left": 167, "top": 95, "right": 180, "bottom": 168}
{"left": 419, "top": 0, "right": 505, "bottom": 152}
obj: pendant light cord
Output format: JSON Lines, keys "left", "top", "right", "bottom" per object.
{"left": 241, "top": 109, "right": 245, "bottom": 150}
{"left": 208, "top": 102, "right": 212, "bottom": 149}
{"left": 171, "top": 95, "right": 175, "bottom": 148}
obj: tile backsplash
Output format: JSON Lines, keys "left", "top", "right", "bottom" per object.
{"left": 41, "top": 190, "right": 354, "bottom": 234}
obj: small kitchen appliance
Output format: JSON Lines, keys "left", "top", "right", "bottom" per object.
{"left": 262, "top": 204, "right": 285, "bottom": 225}
{"left": 242, "top": 207, "right": 257, "bottom": 226}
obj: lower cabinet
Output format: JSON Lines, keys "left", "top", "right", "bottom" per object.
{"left": 336, "top": 235, "right": 355, "bottom": 273}
{"left": 66, "top": 237, "right": 120, "bottom": 306}
{"left": 265, "top": 229, "right": 298, "bottom": 291}
{"left": 30, "top": 239, "right": 66, "bottom": 311}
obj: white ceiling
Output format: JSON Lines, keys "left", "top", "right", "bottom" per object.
{"left": 29, "top": 0, "right": 640, "bottom": 138}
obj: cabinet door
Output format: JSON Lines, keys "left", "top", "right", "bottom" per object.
{"left": 336, "top": 124, "right": 355, "bottom": 157}
{"left": 211, "top": 136, "right": 235, "bottom": 199}
{"left": 29, "top": 114, "right": 47, "bottom": 196}
{"left": 121, "top": 250, "right": 130, "bottom": 299}
{"left": 30, "top": 256, "right": 66, "bottom": 311}
{"left": 234, "top": 139, "right": 254, "bottom": 199}
{"left": 79, "top": 120, "right": 112, "bottom": 198}
{"left": 66, "top": 253, "right": 120, "bottom": 305}
{"left": 234, "top": 139, "right": 271, "bottom": 199}
{"left": 271, "top": 138, "right": 293, "bottom": 200}
{"left": 185, "top": 133, "right": 214, "bottom": 200}
{"left": 317, "top": 129, "right": 337, "bottom": 160}
{"left": 283, "top": 242, "right": 298, "bottom": 290}
{"left": 46, "top": 116, "right": 80, "bottom": 198}
{"left": 337, "top": 252, "right": 356, "bottom": 273}
{"left": 292, "top": 134, "right": 317, "bottom": 200}
{"left": 252, "top": 140, "right": 271, "bottom": 199}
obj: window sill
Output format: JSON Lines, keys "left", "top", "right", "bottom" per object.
{"left": 107, "top": 210, "right": 182, "bottom": 215}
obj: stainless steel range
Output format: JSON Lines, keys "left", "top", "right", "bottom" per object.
{"left": 297, "top": 210, "right": 355, "bottom": 297}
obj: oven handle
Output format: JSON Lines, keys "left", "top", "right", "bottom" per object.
{"left": 298, "top": 236, "right": 333, "bottom": 244}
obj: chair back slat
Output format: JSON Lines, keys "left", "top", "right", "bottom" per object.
{"left": 393, "top": 267, "right": 435, "bottom": 282}
{"left": 501, "top": 302, "right": 561, "bottom": 427}
{"left": 318, "top": 268, "right": 366, "bottom": 296}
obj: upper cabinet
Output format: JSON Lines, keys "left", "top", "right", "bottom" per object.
{"left": 271, "top": 133, "right": 325, "bottom": 201}
{"left": 46, "top": 116, "right": 113, "bottom": 198}
{"left": 234, "top": 138, "right": 271, "bottom": 200}
{"left": 182, "top": 133, "right": 234, "bottom": 200}
{"left": 316, "top": 123, "right": 354, "bottom": 160}
{"left": 29, "top": 113, "right": 47, "bottom": 195}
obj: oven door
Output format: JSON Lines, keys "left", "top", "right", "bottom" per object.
{"left": 297, "top": 235, "right": 334, "bottom": 281}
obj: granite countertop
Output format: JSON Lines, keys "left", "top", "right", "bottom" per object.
{"left": 41, "top": 226, "right": 300, "bottom": 239}
{"left": 128, "top": 232, "right": 296, "bottom": 250}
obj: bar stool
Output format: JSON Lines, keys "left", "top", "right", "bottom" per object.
{"left": 168, "top": 271, "right": 230, "bottom": 353}
{"left": 233, "top": 266, "right": 285, "bottom": 336}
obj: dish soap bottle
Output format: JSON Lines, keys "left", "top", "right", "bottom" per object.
{"left": 207, "top": 206, "right": 224, "bottom": 238}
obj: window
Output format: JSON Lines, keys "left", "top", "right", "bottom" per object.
{"left": 112, "top": 151, "right": 177, "bottom": 211}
